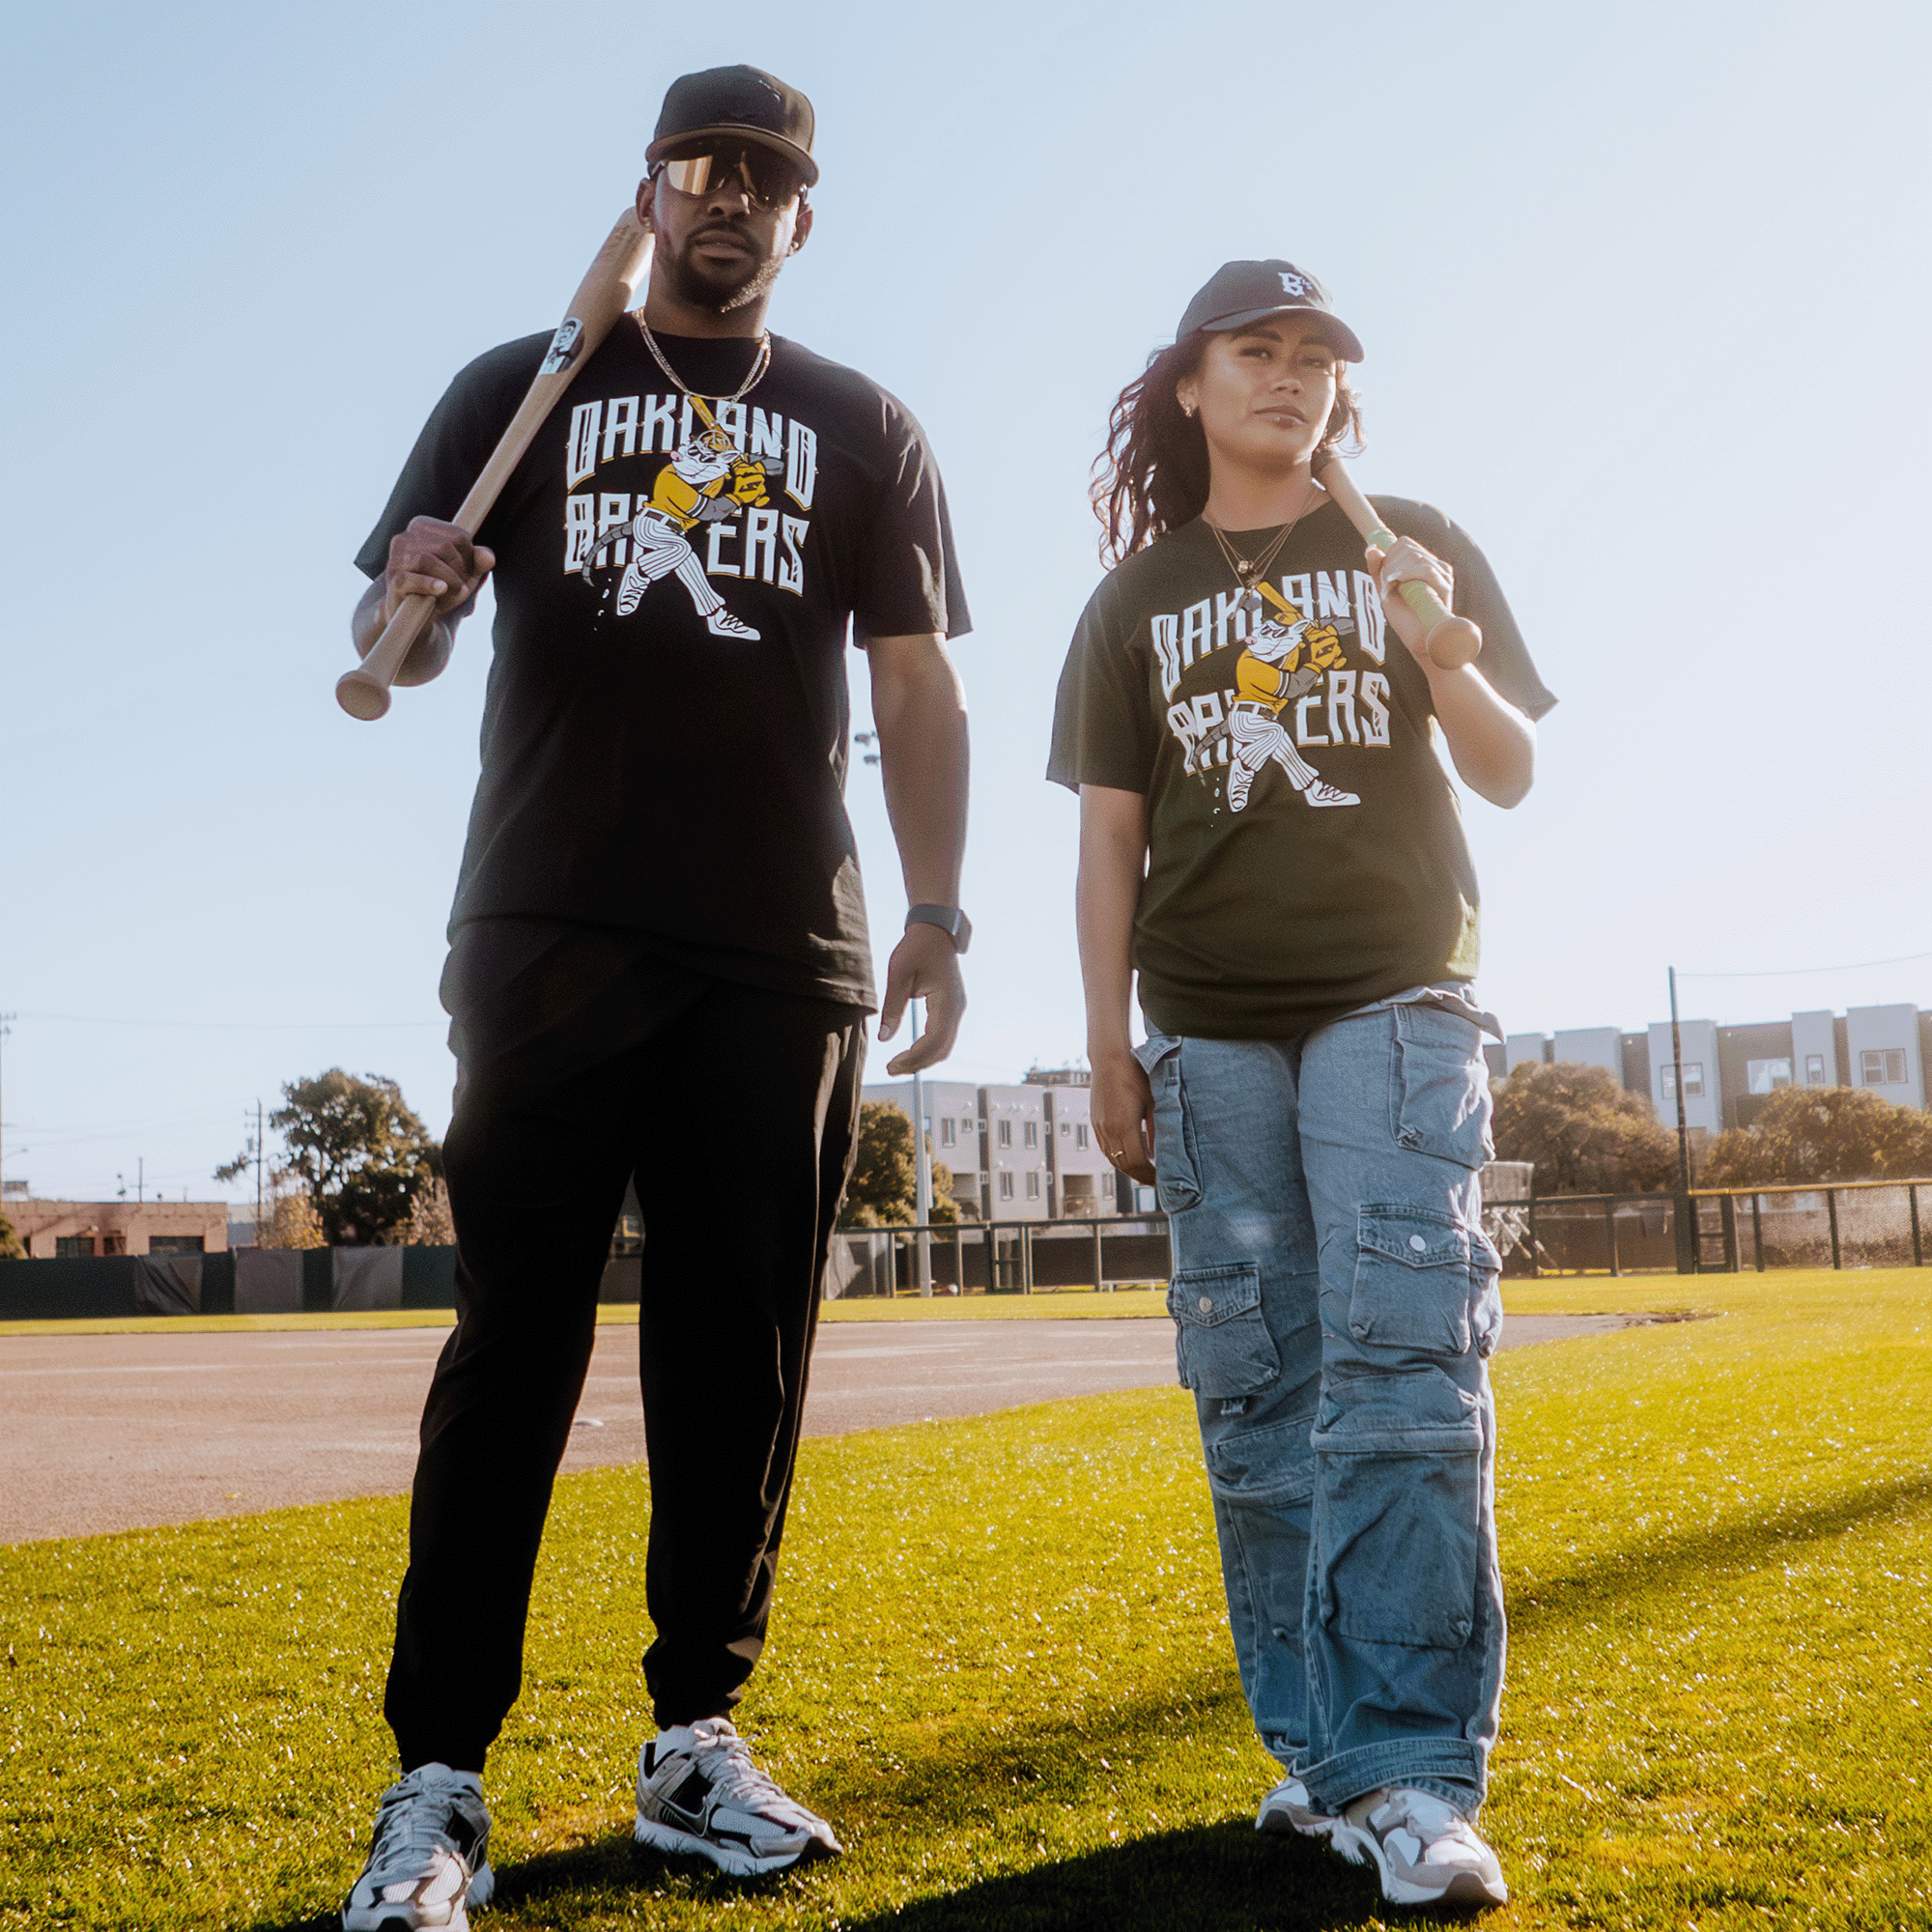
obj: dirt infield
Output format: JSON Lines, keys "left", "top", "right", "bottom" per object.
{"left": 0, "top": 1313, "right": 1622, "bottom": 1544}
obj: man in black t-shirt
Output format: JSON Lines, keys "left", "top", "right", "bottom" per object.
{"left": 340, "top": 67, "right": 973, "bottom": 1932}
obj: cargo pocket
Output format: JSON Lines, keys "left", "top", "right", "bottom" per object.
{"left": 1350, "top": 1207, "right": 1502, "bottom": 1357}
{"left": 1168, "top": 1261, "right": 1280, "bottom": 1399}
{"left": 1388, "top": 1003, "right": 1493, "bottom": 1169}
{"left": 1311, "top": 1369, "right": 1483, "bottom": 1649}
{"left": 1135, "top": 1034, "right": 1201, "bottom": 1211}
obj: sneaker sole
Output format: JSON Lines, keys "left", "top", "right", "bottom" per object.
{"left": 633, "top": 1812, "right": 837, "bottom": 1877}
{"left": 339, "top": 1862, "right": 493, "bottom": 1932}
{"left": 1331, "top": 1821, "right": 1508, "bottom": 1909}
{"left": 1257, "top": 1803, "right": 1336, "bottom": 1841}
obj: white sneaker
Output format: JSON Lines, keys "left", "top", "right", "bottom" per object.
{"left": 634, "top": 1718, "right": 841, "bottom": 1875}
{"left": 1303, "top": 781, "right": 1360, "bottom": 809}
{"left": 1331, "top": 1785, "right": 1508, "bottom": 1908}
{"left": 706, "top": 609, "right": 760, "bottom": 640}
{"left": 341, "top": 1763, "right": 494, "bottom": 1931}
{"left": 1255, "top": 1772, "right": 1335, "bottom": 1840}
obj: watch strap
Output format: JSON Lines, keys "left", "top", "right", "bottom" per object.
{"left": 905, "top": 903, "right": 972, "bottom": 954}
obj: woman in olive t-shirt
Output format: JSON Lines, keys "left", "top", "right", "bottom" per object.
{"left": 1046, "top": 262, "right": 1554, "bottom": 1913}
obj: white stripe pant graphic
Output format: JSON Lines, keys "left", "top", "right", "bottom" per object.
{"left": 616, "top": 515, "right": 724, "bottom": 620}
{"left": 1227, "top": 703, "right": 1320, "bottom": 812}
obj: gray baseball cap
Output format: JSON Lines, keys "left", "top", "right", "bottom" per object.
{"left": 1177, "top": 261, "right": 1364, "bottom": 362}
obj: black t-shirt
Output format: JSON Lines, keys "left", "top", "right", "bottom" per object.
{"left": 1046, "top": 497, "right": 1555, "bottom": 1040}
{"left": 356, "top": 326, "right": 970, "bottom": 1009}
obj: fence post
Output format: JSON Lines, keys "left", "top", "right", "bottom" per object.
{"left": 1827, "top": 1188, "right": 1841, "bottom": 1270}
{"left": 1751, "top": 1193, "right": 1766, "bottom": 1273}
{"left": 1020, "top": 1221, "right": 1035, "bottom": 1294}
{"left": 1912, "top": 1184, "right": 1924, "bottom": 1269}
{"left": 1719, "top": 1194, "right": 1739, "bottom": 1272}
{"left": 1604, "top": 1197, "right": 1621, "bottom": 1277}
{"left": 1091, "top": 1217, "right": 1106, "bottom": 1293}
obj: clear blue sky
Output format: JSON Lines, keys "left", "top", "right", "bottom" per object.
{"left": 3, "top": 0, "right": 1928, "bottom": 1203}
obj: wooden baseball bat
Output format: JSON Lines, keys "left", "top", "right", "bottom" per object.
{"left": 1313, "top": 453, "right": 1482, "bottom": 670}
{"left": 336, "top": 208, "right": 656, "bottom": 721}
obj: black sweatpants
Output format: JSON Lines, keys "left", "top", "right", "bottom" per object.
{"left": 384, "top": 918, "right": 867, "bottom": 1774}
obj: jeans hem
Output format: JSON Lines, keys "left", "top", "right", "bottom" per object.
{"left": 1303, "top": 1738, "right": 1483, "bottom": 1814}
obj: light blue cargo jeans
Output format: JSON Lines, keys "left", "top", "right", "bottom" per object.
{"left": 1138, "top": 988, "right": 1505, "bottom": 1815}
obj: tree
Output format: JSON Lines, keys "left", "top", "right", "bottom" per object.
{"left": 839, "top": 1100, "right": 958, "bottom": 1228}
{"left": 1491, "top": 1061, "right": 1677, "bottom": 1196}
{"left": 1702, "top": 1084, "right": 1932, "bottom": 1187}
{"left": 0, "top": 1207, "right": 22, "bottom": 1261}
{"left": 218, "top": 1069, "right": 439, "bottom": 1246}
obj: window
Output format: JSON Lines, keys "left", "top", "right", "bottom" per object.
{"left": 998, "top": 1172, "right": 1014, "bottom": 1201}
{"left": 1747, "top": 1058, "right": 1792, "bottom": 1095}
{"left": 1026, "top": 1173, "right": 1040, "bottom": 1199}
{"left": 940, "top": 1118, "right": 955, "bottom": 1148}
{"left": 996, "top": 1120, "right": 1011, "bottom": 1149}
{"left": 147, "top": 1236, "right": 205, "bottom": 1257}
{"left": 1861, "top": 1048, "right": 1908, "bottom": 1087}
{"left": 55, "top": 1236, "right": 95, "bottom": 1258}
{"left": 1805, "top": 1053, "right": 1827, "bottom": 1085}
{"left": 1075, "top": 1123, "right": 1090, "bottom": 1150}
{"left": 1024, "top": 1121, "right": 1038, "bottom": 1149}
{"left": 1661, "top": 1063, "right": 1704, "bottom": 1101}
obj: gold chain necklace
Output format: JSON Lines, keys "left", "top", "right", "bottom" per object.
{"left": 633, "top": 313, "right": 773, "bottom": 407}
{"left": 1205, "top": 478, "right": 1321, "bottom": 610}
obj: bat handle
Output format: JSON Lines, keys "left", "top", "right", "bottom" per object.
{"left": 1364, "top": 528, "right": 1483, "bottom": 670}
{"left": 335, "top": 593, "right": 437, "bottom": 722}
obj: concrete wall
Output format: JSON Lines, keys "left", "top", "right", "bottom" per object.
{"left": 1505, "top": 1033, "right": 1549, "bottom": 1074}
{"left": 1552, "top": 1027, "right": 1624, "bottom": 1077}
{"left": 1648, "top": 1018, "right": 1722, "bottom": 1136}
{"left": 981, "top": 1084, "right": 1051, "bottom": 1219}
{"left": 1790, "top": 1009, "right": 1839, "bottom": 1089}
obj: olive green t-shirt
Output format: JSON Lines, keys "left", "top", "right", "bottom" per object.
{"left": 1046, "top": 497, "right": 1556, "bottom": 1040}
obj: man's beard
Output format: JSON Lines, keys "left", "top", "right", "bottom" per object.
{"left": 662, "top": 226, "right": 783, "bottom": 316}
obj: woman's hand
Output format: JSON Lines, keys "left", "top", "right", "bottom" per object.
{"left": 1091, "top": 1046, "right": 1157, "bottom": 1187}
{"left": 1367, "top": 535, "right": 1456, "bottom": 666}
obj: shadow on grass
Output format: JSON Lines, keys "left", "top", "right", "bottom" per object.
{"left": 1510, "top": 1469, "right": 1932, "bottom": 1634}
{"left": 838, "top": 1820, "right": 1423, "bottom": 1931}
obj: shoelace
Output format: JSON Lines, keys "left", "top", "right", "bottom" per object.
{"left": 1372, "top": 1789, "right": 1476, "bottom": 1852}
{"left": 684, "top": 1724, "right": 791, "bottom": 1809}
{"left": 369, "top": 1773, "right": 476, "bottom": 1875}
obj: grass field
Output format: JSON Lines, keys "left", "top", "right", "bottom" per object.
{"left": 2, "top": 1267, "right": 1927, "bottom": 1929}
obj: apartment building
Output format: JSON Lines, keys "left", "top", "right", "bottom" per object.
{"left": 1494, "top": 1002, "right": 1932, "bottom": 1132}
{"left": 861, "top": 1067, "right": 1128, "bottom": 1220}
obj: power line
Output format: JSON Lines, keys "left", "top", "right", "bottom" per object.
{"left": 14, "top": 1010, "right": 443, "bottom": 1031}
{"left": 1676, "top": 947, "right": 1932, "bottom": 981}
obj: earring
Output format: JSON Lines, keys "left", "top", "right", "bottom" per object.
{"left": 1180, "top": 402, "right": 1197, "bottom": 418}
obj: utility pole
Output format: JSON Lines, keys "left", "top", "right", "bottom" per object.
{"left": 136, "top": 1156, "right": 144, "bottom": 1206}
{"left": 911, "top": 998, "right": 932, "bottom": 1296}
{"left": 1668, "top": 965, "right": 1695, "bottom": 1275}
{"left": 0, "top": 1011, "right": 14, "bottom": 1206}
{"left": 253, "top": 1100, "right": 265, "bottom": 1236}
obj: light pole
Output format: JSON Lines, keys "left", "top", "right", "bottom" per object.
{"left": 1668, "top": 965, "right": 1695, "bottom": 1274}
{"left": 910, "top": 1000, "right": 932, "bottom": 1296}
{"left": 0, "top": 1011, "right": 14, "bottom": 1207}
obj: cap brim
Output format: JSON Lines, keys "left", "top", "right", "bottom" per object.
{"left": 1203, "top": 304, "right": 1364, "bottom": 362}
{"left": 646, "top": 124, "right": 819, "bottom": 186}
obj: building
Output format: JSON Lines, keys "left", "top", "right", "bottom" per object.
{"left": 860, "top": 1066, "right": 1133, "bottom": 1221}
{"left": 1492, "top": 1002, "right": 1932, "bottom": 1134}
{"left": 4, "top": 1195, "right": 232, "bottom": 1259}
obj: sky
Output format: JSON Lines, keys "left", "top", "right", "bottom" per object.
{"left": 2, "top": 0, "right": 1929, "bottom": 1205}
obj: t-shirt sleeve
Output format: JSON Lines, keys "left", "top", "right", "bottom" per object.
{"left": 1045, "top": 579, "right": 1155, "bottom": 794}
{"left": 352, "top": 340, "right": 539, "bottom": 581}
{"left": 1378, "top": 498, "right": 1557, "bottom": 723}
{"left": 851, "top": 395, "right": 971, "bottom": 642}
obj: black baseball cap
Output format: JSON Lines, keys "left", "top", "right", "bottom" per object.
{"left": 647, "top": 65, "right": 819, "bottom": 187}
{"left": 1177, "top": 261, "right": 1364, "bottom": 362}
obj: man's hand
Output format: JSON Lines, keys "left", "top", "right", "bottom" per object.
{"left": 384, "top": 516, "right": 496, "bottom": 626}
{"left": 1090, "top": 1046, "right": 1157, "bottom": 1187}
{"left": 878, "top": 922, "right": 965, "bottom": 1075}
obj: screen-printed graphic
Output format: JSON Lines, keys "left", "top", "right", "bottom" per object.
{"left": 1155, "top": 570, "right": 1394, "bottom": 813}
{"left": 560, "top": 390, "right": 820, "bottom": 640}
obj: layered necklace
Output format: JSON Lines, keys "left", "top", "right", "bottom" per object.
{"left": 1204, "top": 476, "right": 1321, "bottom": 613}
{"left": 634, "top": 312, "right": 773, "bottom": 407}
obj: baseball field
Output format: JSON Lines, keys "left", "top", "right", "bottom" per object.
{"left": 3, "top": 1267, "right": 1927, "bottom": 1930}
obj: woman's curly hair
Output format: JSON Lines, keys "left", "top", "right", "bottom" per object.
{"left": 1091, "top": 333, "right": 1364, "bottom": 566}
